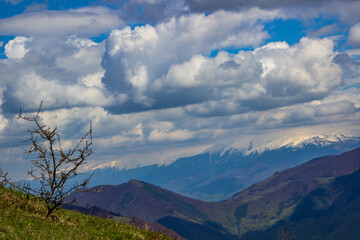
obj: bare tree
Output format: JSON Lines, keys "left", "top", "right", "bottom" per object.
{"left": 0, "top": 167, "right": 9, "bottom": 187}
{"left": 3, "top": 101, "right": 99, "bottom": 218}
{"left": 277, "top": 226, "right": 296, "bottom": 240}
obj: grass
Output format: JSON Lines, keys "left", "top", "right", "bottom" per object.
{"left": 0, "top": 186, "right": 171, "bottom": 240}
{"left": 316, "top": 177, "right": 335, "bottom": 185}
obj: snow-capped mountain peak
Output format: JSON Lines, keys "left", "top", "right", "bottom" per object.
{"left": 208, "top": 134, "right": 360, "bottom": 156}
{"left": 203, "top": 142, "right": 233, "bottom": 156}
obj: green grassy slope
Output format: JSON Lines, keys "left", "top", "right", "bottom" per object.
{"left": 0, "top": 186, "right": 171, "bottom": 240}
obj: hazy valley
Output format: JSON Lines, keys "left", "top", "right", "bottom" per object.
{"left": 68, "top": 143, "right": 360, "bottom": 239}
{"left": 87, "top": 135, "right": 360, "bottom": 201}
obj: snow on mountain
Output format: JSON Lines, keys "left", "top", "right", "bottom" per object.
{"left": 203, "top": 142, "right": 233, "bottom": 157}
{"left": 91, "top": 132, "right": 360, "bottom": 172}
{"left": 206, "top": 133, "right": 360, "bottom": 156}
{"left": 91, "top": 160, "right": 118, "bottom": 171}
{"left": 85, "top": 132, "right": 360, "bottom": 201}
{"left": 244, "top": 134, "right": 360, "bottom": 154}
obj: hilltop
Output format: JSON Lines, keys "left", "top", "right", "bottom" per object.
{"left": 0, "top": 186, "right": 171, "bottom": 240}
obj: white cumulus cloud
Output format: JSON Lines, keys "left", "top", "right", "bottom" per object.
{"left": 0, "top": 35, "right": 125, "bottom": 112}
{"left": 159, "top": 37, "right": 342, "bottom": 117}
{"left": 102, "top": 8, "right": 282, "bottom": 109}
{"left": 4, "top": 36, "right": 31, "bottom": 59}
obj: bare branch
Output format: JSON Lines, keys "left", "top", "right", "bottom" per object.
{"left": 9, "top": 102, "right": 99, "bottom": 219}
{"left": 277, "top": 226, "right": 296, "bottom": 240}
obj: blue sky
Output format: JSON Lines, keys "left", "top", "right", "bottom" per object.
{"left": 1, "top": 0, "right": 360, "bottom": 178}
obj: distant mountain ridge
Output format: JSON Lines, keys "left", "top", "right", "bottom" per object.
{"left": 69, "top": 180, "right": 238, "bottom": 240}
{"left": 241, "top": 156, "right": 360, "bottom": 239}
{"left": 205, "top": 134, "right": 360, "bottom": 155}
{"left": 87, "top": 135, "right": 360, "bottom": 201}
{"left": 71, "top": 147, "right": 360, "bottom": 239}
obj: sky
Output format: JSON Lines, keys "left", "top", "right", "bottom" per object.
{"left": 1, "top": 0, "right": 360, "bottom": 179}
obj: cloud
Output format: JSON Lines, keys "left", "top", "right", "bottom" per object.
{"left": 102, "top": 8, "right": 282, "bottom": 111}
{"left": 347, "top": 49, "right": 360, "bottom": 58}
{"left": 283, "top": 106, "right": 315, "bottom": 124}
{"left": 187, "top": 0, "right": 360, "bottom": 28}
{"left": 100, "top": 6, "right": 344, "bottom": 117}
{"left": 101, "top": 13, "right": 343, "bottom": 117}
{"left": 3, "top": 0, "right": 22, "bottom": 5}
{"left": 186, "top": 0, "right": 341, "bottom": 12}
{"left": 155, "top": 51, "right": 261, "bottom": 89}
{"left": 148, "top": 128, "right": 194, "bottom": 142}
{"left": 349, "top": 23, "right": 360, "bottom": 47}
{"left": 0, "top": 7, "right": 122, "bottom": 37}
{"left": 281, "top": 88, "right": 360, "bottom": 126}
{"left": 131, "top": 0, "right": 164, "bottom": 3}
{"left": 316, "top": 101, "right": 357, "bottom": 116}
{"left": 308, "top": 23, "right": 341, "bottom": 38}
{"left": 0, "top": 114, "right": 8, "bottom": 133}
{"left": 104, "top": 0, "right": 189, "bottom": 23}
{"left": 254, "top": 38, "right": 341, "bottom": 98}
{"left": 321, "top": 1, "right": 360, "bottom": 24}
{"left": 333, "top": 53, "right": 360, "bottom": 87}
{"left": 0, "top": 35, "right": 127, "bottom": 113}
{"left": 148, "top": 121, "right": 195, "bottom": 142}
{"left": 1, "top": 87, "right": 360, "bottom": 179}
{"left": 4, "top": 36, "right": 31, "bottom": 59}
{"left": 159, "top": 37, "right": 342, "bottom": 117}
{"left": 8, "top": 71, "right": 116, "bottom": 109}
{"left": 185, "top": 0, "right": 360, "bottom": 24}
{"left": 24, "top": 3, "right": 48, "bottom": 12}
{"left": 104, "top": 0, "right": 360, "bottom": 26}
{"left": 80, "top": 72, "right": 105, "bottom": 88}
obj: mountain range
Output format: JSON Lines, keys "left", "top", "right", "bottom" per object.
{"left": 70, "top": 146, "right": 360, "bottom": 239}
{"left": 87, "top": 135, "right": 360, "bottom": 201}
